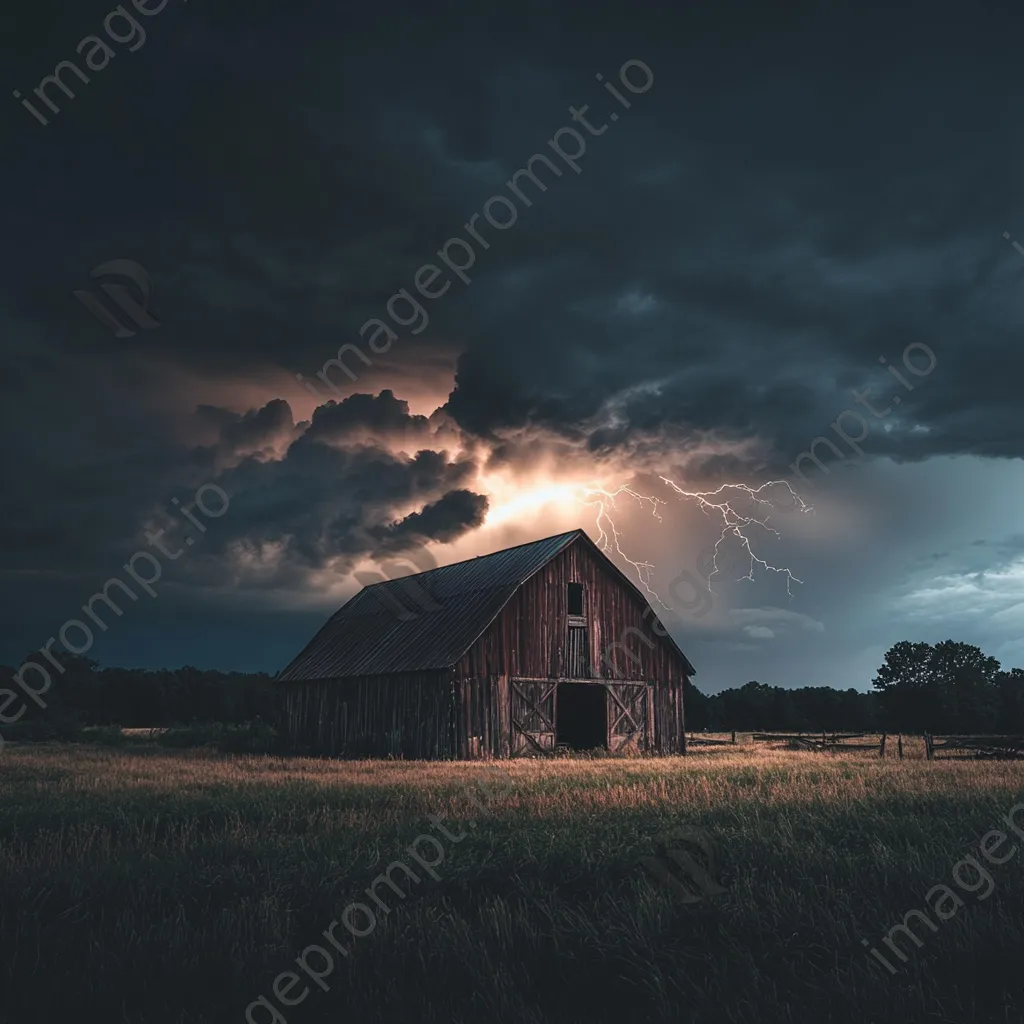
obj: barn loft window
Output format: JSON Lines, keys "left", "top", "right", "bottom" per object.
{"left": 567, "top": 625, "right": 591, "bottom": 677}
{"left": 567, "top": 582, "right": 584, "bottom": 616}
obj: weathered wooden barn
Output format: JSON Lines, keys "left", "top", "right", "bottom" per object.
{"left": 278, "top": 529, "right": 694, "bottom": 758}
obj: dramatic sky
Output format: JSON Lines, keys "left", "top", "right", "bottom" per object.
{"left": 3, "top": 0, "right": 1024, "bottom": 693}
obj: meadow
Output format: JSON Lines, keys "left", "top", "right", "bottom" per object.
{"left": 1, "top": 739, "right": 1022, "bottom": 1024}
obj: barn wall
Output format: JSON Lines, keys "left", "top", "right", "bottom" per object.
{"left": 456, "top": 539, "right": 688, "bottom": 755}
{"left": 283, "top": 670, "right": 455, "bottom": 758}
{"left": 452, "top": 674, "right": 510, "bottom": 759}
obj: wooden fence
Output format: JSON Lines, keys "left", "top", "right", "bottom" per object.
{"left": 746, "top": 731, "right": 1024, "bottom": 760}
{"left": 685, "top": 731, "right": 737, "bottom": 747}
{"left": 923, "top": 734, "right": 1024, "bottom": 760}
{"left": 751, "top": 732, "right": 891, "bottom": 755}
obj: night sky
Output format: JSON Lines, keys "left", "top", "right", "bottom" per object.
{"left": 4, "top": 0, "right": 1024, "bottom": 693}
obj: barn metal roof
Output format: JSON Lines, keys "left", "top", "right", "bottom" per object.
{"left": 277, "top": 528, "right": 695, "bottom": 681}
{"left": 277, "top": 530, "right": 582, "bottom": 680}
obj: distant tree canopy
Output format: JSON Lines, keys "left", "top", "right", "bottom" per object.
{"left": 686, "top": 639, "right": 1024, "bottom": 735}
{"left": 871, "top": 640, "right": 1024, "bottom": 733}
{"left": 3, "top": 639, "right": 1020, "bottom": 739}
{"left": 0, "top": 654, "right": 279, "bottom": 730}
{"left": 684, "top": 679, "right": 879, "bottom": 733}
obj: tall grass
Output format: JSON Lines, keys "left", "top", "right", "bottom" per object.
{"left": 1, "top": 742, "right": 1022, "bottom": 1023}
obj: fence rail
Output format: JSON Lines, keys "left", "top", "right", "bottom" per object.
{"left": 751, "top": 732, "right": 891, "bottom": 755}
{"left": 745, "top": 731, "right": 1024, "bottom": 760}
{"left": 685, "top": 731, "right": 737, "bottom": 746}
{"left": 923, "top": 734, "right": 1024, "bottom": 760}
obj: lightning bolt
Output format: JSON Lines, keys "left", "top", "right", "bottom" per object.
{"left": 578, "top": 479, "right": 812, "bottom": 609}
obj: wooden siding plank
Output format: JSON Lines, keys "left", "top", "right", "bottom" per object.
{"left": 283, "top": 670, "right": 456, "bottom": 758}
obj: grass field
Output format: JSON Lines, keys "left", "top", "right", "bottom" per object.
{"left": 1, "top": 741, "right": 1023, "bottom": 1024}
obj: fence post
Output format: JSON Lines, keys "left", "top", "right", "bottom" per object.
{"left": 731, "top": 730, "right": 736, "bottom": 745}
{"left": 897, "top": 734, "right": 903, "bottom": 760}
{"left": 879, "top": 734, "right": 886, "bottom": 758}
{"left": 924, "top": 733, "right": 933, "bottom": 761}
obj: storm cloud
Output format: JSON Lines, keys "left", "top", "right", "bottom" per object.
{"left": 4, "top": 0, "right": 1024, "bottom": 684}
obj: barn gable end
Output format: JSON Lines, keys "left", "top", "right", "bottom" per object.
{"left": 279, "top": 529, "right": 692, "bottom": 759}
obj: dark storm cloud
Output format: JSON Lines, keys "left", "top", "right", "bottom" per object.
{"left": 218, "top": 398, "right": 294, "bottom": 451}
{"left": 4, "top": 0, "right": 1024, "bottom": 673}
{"left": 179, "top": 400, "right": 485, "bottom": 585}
{"left": 189, "top": 398, "right": 301, "bottom": 471}
{"left": 371, "top": 488, "right": 489, "bottom": 556}
{"left": 304, "top": 390, "right": 430, "bottom": 445}
{"left": 7, "top": 0, "right": 1022, "bottom": 480}
{"left": 0, "top": 379, "right": 484, "bottom": 665}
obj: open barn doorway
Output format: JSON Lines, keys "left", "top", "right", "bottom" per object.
{"left": 556, "top": 682, "right": 607, "bottom": 751}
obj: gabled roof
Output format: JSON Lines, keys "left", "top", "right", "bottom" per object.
{"left": 277, "top": 528, "right": 695, "bottom": 681}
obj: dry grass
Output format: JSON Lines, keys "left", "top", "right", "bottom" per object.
{"left": 1, "top": 741, "right": 1023, "bottom": 1023}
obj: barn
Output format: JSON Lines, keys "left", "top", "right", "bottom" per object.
{"left": 278, "top": 528, "right": 694, "bottom": 759}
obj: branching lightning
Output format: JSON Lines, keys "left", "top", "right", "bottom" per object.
{"left": 578, "top": 478, "right": 813, "bottom": 609}
{"left": 578, "top": 486, "right": 666, "bottom": 598}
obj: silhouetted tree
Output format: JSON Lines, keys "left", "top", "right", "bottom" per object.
{"left": 871, "top": 640, "right": 1017, "bottom": 733}
{"left": 872, "top": 641, "right": 935, "bottom": 730}
{"left": 994, "top": 668, "right": 1024, "bottom": 733}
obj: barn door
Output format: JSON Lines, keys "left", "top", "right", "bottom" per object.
{"left": 510, "top": 679, "right": 557, "bottom": 755}
{"left": 607, "top": 683, "right": 648, "bottom": 753}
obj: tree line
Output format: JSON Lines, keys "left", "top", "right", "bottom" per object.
{"left": 685, "top": 640, "right": 1024, "bottom": 734}
{"left": 869, "top": 640, "right": 1024, "bottom": 734}
{"left": 2, "top": 639, "right": 1022, "bottom": 741}
{"left": 684, "top": 679, "right": 880, "bottom": 733}
{"left": 0, "top": 655, "right": 277, "bottom": 740}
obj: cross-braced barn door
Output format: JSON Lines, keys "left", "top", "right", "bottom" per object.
{"left": 510, "top": 679, "right": 557, "bottom": 755}
{"left": 607, "top": 683, "right": 648, "bottom": 753}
